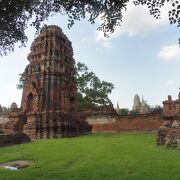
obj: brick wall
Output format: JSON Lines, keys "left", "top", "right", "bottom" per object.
{"left": 86, "top": 113, "right": 164, "bottom": 133}
{"left": 0, "top": 113, "right": 9, "bottom": 125}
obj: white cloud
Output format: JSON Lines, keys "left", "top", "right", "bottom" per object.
{"left": 94, "top": 2, "right": 170, "bottom": 47}
{"left": 158, "top": 44, "right": 180, "bottom": 61}
{"left": 166, "top": 80, "right": 174, "bottom": 85}
{"left": 94, "top": 32, "right": 112, "bottom": 48}
{"left": 81, "top": 35, "right": 112, "bottom": 47}
{"left": 81, "top": 37, "right": 93, "bottom": 42}
{"left": 119, "top": 2, "right": 169, "bottom": 37}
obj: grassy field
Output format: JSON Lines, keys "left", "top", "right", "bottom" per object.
{"left": 0, "top": 133, "right": 180, "bottom": 180}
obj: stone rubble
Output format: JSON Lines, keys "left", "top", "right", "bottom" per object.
{"left": 157, "top": 119, "right": 180, "bottom": 149}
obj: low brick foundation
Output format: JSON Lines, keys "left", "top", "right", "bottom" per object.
{"left": 0, "top": 113, "right": 9, "bottom": 125}
{"left": 86, "top": 114, "right": 164, "bottom": 133}
{"left": 0, "top": 133, "right": 31, "bottom": 147}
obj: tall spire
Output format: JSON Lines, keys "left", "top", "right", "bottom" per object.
{"left": 142, "top": 95, "right": 144, "bottom": 103}
{"left": 132, "top": 94, "right": 141, "bottom": 112}
{"left": 116, "top": 102, "right": 120, "bottom": 110}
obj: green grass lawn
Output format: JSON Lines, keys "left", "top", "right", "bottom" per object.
{"left": 0, "top": 133, "right": 180, "bottom": 180}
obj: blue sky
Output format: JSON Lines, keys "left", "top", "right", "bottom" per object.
{"left": 0, "top": 2, "right": 180, "bottom": 109}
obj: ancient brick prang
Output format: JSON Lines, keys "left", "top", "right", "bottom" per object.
{"left": 3, "top": 25, "right": 91, "bottom": 140}
{"left": 22, "top": 25, "right": 77, "bottom": 114}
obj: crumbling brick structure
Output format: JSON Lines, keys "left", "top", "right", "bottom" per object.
{"left": 162, "top": 93, "right": 180, "bottom": 118}
{"left": 157, "top": 90, "right": 180, "bottom": 148}
{"left": 3, "top": 25, "right": 91, "bottom": 140}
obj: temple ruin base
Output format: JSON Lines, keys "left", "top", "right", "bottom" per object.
{"left": 0, "top": 133, "right": 31, "bottom": 147}
{"left": 156, "top": 119, "right": 180, "bottom": 149}
{"left": 2, "top": 111, "right": 91, "bottom": 141}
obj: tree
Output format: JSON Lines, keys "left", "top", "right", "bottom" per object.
{"left": 129, "top": 110, "right": 139, "bottom": 115}
{"left": 117, "top": 108, "right": 129, "bottom": 115}
{"left": 0, "top": 0, "right": 179, "bottom": 56}
{"left": 149, "top": 105, "right": 162, "bottom": 114}
{"left": 16, "top": 72, "right": 26, "bottom": 89}
{"left": 75, "top": 62, "right": 114, "bottom": 110}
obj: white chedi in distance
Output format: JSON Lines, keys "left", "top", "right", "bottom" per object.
{"left": 133, "top": 94, "right": 150, "bottom": 114}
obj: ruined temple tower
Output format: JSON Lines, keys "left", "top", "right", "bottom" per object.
{"left": 17, "top": 25, "right": 89, "bottom": 139}
{"left": 22, "top": 25, "right": 76, "bottom": 113}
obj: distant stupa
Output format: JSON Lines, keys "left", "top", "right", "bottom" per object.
{"left": 132, "top": 94, "right": 150, "bottom": 113}
{"left": 132, "top": 94, "right": 141, "bottom": 112}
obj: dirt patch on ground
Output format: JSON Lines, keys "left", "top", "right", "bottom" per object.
{"left": 0, "top": 160, "right": 33, "bottom": 170}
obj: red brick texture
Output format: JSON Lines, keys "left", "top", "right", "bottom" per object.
{"left": 89, "top": 114, "right": 164, "bottom": 133}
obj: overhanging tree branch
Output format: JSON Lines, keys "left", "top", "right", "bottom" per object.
{"left": 0, "top": 0, "right": 179, "bottom": 56}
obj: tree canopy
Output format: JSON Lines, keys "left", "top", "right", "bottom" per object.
{"left": 0, "top": 0, "right": 179, "bottom": 56}
{"left": 75, "top": 62, "right": 114, "bottom": 110}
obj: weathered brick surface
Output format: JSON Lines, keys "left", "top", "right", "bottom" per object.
{"left": 2, "top": 112, "right": 26, "bottom": 134}
{"left": 86, "top": 113, "right": 164, "bottom": 133}
{"left": 162, "top": 94, "right": 180, "bottom": 118}
{"left": 156, "top": 91, "right": 180, "bottom": 148}
{"left": 156, "top": 119, "right": 180, "bottom": 148}
{"left": 0, "top": 133, "right": 31, "bottom": 147}
{"left": 0, "top": 113, "right": 9, "bottom": 125}
{"left": 2, "top": 26, "right": 91, "bottom": 140}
